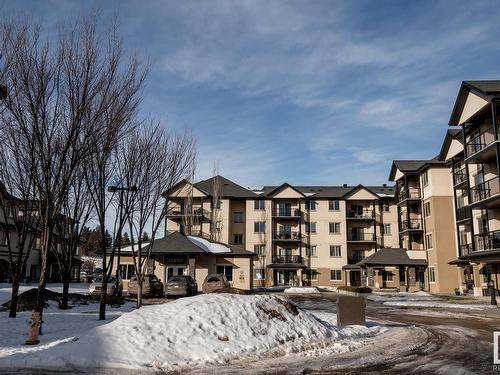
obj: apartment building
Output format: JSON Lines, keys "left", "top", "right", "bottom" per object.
{"left": 444, "top": 80, "right": 500, "bottom": 296}
{"left": 389, "top": 154, "right": 459, "bottom": 293}
{"left": 164, "top": 176, "right": 400, "bottom": 288}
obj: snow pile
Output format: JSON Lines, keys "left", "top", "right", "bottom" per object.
{"left": 188, "top": 236, "right": 231, "bottom": 253}
{"left": 383, "top": 300, "right": 495, "bottom": 310}
{"left": 0, "top": 294, "right": 384, "bottom": 371}
{"left": 284, "top": 287, "right": 321, "bottom": 294}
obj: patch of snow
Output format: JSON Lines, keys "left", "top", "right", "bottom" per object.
{"left": 284, "top": 287, "right": 320, "bottom": 294}
{"left": 0, "top": 294, "right": 384, "bottom": 371}
{"left": 188, "top": 236, "right": 232, "bottom": 253}
{"left": 383, "top": 300, "right": 495, "bottom": 310}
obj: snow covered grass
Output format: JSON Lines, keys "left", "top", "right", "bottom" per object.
{"left": 0, "top": 283, "right": 90, "bottom": 305}
{"left": 284, "top": 287, "right": 320, "bottom": 294}
{"left": 382, "top": 300, "right": 496, "bottom": 310}
{"left": 0, "top": 294, "right": 384, "bottom": 371}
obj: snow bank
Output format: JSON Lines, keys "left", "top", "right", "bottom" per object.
{"left": 383, "top": 300, "right": 495, "bottom": 310}
{"left": 284, "top": 287, "right": 321, "bottom": 294}
{"left": 187, "top": 236, "right": 231, "bottom": 253}
{"left": 0, "top": 294, "right": 384, "bottom": 371}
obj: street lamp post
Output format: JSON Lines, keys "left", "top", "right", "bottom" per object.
{"left": 108, "top": 185, "right": 137, "bottom": 296}
{"left": 488, "top": 279, "right": 497, "bottom": 306}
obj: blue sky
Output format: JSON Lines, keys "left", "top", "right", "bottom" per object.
{"left": 3, "top": 0, "right": 500, "bottom": 187}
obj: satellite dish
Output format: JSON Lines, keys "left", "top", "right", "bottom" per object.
{"left": 0, "top": 84, "right": 7, "bottom": 100}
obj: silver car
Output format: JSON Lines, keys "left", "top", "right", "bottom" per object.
{"left": 165, "top": 275, "right": 198, "bottom": 297}
{"left": 89, "top": 276, "right": 123, "bottom": 296}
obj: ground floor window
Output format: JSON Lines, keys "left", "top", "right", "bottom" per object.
{"left": 167, "top": 266, "right": 186, "bottom": 279}
{"left": 330, "top": 269, "right": 342, "bottom": 281}
{"left": 382, "top": 270, "right": 393, "bottom": 281}
{"left": 428, "top": 267, "right": 436, "bottom": 283}
{"left": 217, "top": 265, "right": 233, "bottom": 282}
{"left": 305, "top": 268, "right": 318, "bottom": 280}
{"left": 119, "top": 264, "right": 135, "bottom": 280}
{"left": 253, "top": 268, "right": 265, "bottom": 280}
{"left": 254, "top": 244, "right": 266, "bottom": 256}
{"left": 306, "top": 245, "right": 317, "bottom": 256}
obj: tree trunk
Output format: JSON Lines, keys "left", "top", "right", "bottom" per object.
{"left": 9, "top": 276, "right": 19, "bottom": 318}
{"left": 60, "top": 274, "right": 70, "bottom": 310}
{"left": 137, "top": 278, "right": 142, "bottom": 308}
{"left": 35, "top": 223, "right": 51, "bottom": 334}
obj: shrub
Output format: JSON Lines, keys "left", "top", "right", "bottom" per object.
{"left": 337, "top": 285, "right": 372, "bottom": 294}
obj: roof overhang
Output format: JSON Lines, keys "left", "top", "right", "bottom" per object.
{"left": 449, "top": 81, "right": 496, "bottom": 126}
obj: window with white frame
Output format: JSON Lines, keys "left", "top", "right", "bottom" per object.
{"left": 307, "top": 200, "right": 317, "bottom": 210}
{"left": 422, "top": 170, "right": 429, "bottom": 187}
{"left": 233, "top": 234, "right": 243, "bottom": 245}
{"left": 428, "top": 267, "right": 436, "bottom": 283}
{"left": 330, "top": 269, "right": 342, "bottom": 281}
{"left": 306, "top": 245, "right": 317, "bottom": 256}
{"left": 306, "top": 268, "right": 318, "bottom": 280}
{"left": 233, "top": 212, "right": 244, "bottom": 223}
{"left": 305, "top": 222, "right": 317, "bottom": 233}
{"left": 254, "top": 199, "right": 265, "bottom": 210}
{"left": 254, "top": 221, "right": 265, "bottom": 233}
{"left": 329, "top": 200, "right": 340, "bottom": 211}
{"left": 329, "top": 245, "right": 341, "bottom": 257}
{"left": 423, "top": 201, "right": 431, "bottom": 217}
{"left": 254, "top": 244, "right": 266, "bottom": 256}
{"left": 253, "top": 268, "right": 265, "bottom": 280}
{"left": 216, "top": 265, "right": 233, "bottom": 282}
{"left": 382, "top": 271, "right": 393, "bottom": 281}
{"left": 425, "top": 233, "right": 433, "bottom": 249}
{"left": 119, "top": 264, "right": 135, "bottom": 280}
{"left": 329, "top": 222, "right": 341, "bottom": 234}
{"left": 381, "top": 223, "right": 391, "bottom": 235}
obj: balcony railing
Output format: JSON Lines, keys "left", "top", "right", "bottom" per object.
{"left": 460, "top": 243, "right": 472, "bottom": 256}
{"left": 272, "top": 209, "right": 301, "bottom": 218}
{"left": 470, "top": 177, "right": 500, "bottom": 204}
{"left": 346, "top": 210, "right": 374, "bottom": 219}
{"left": 456, "top": 206, "right": 471, "bottom": 221}
{"left": 399, "top": 187, "right": 421, "bottom": 201}
{"left": 271, "top": 255, "right": 303, "bottom": 264}
{"left": 453, "top": 168, "right": 467, "bottom": 185}
{"left": 348, "top": 233, "right": 376, "bottom": 241}
{"left": 166, "top": 208, "right": 210, "bottom": 217}
{"left": 401, "top": 219, "right": 423, "bottom": 231}
{"left": 272, "top": 231, "right": 302, "bottom": 241}
{"left": 474, "top": 230, "right": 500, "bottom": 252}
{"left": 466, "top": 126, "right": 498, "bottom": 156}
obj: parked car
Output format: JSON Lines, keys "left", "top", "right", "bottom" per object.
{"left": 202, "top": 274, "right": 231, "bottom": 294}
{"left": 89, "top": 276, "right": 123, "bottom": 296}
{"left": 165, "top": 275, "right": 198, "bottom": 298}
{"left": 128, "top": 274, "right": 164, "bottom": 298}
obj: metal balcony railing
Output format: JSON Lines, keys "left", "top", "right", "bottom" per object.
{"left": 271, "top": 208, "right": 301, "bottom": 218}
{"left": 166, "top": 208, "right": 210, "bottom": 217}
{"left": 474, "top": 230, "right": 500, "bottom": 252}
{"left": 470, "top": 177, "right": 500, "bottom": 204}
{"left": 346, "top": 210, "right": 374, "bottom": 219}
{"left": 456, "top": 206, "right": 471, "bottom": 221}
{"left": 272, "top": 231, "right": 302, "bottom": 241}
{"left": 453, "top": 168, "right": 467, "bottom": 185}
{"left": 460, "top": 243, "right": 472, "bottom": 256}
{"left": 348, "top": 233, "right": 376, "bottom": 241}
{"left": 271, "top": 255, "right": 303, "bottom": 264}
{"left": 401, "top": 219, "right": 423, "bottom": 231}
{"left": 466, "top": 126, "right": 498, "bottom": 156}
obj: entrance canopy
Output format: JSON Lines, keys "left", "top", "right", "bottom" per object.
{"left": 356, "top": 248, "right": 427, "bottom": 268}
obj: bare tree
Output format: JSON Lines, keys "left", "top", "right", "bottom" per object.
{"left": 210, "top": 166, "right": 222, "bottom": 241}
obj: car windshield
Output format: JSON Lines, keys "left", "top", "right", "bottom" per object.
{"left": 168, "top": 277, "right": 187, "bottom": 282}
{"left": 207, "top": 277, "right": 221, "bottom": 283}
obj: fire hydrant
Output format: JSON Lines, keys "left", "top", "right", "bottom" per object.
{"left": 25, "top": 312, "right": 41, "bottom": 345}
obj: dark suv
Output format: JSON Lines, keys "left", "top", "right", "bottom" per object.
{"left": 165, "top": 275, "right": 198, "bottom": 298}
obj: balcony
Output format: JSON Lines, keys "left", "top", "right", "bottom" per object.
{"left": 166, "top": 208, "right": 211, "bottom": 220}
{"left": 347, "top": 232, "right": 376, "bottom": 242}
{"left": 346, "top": 209, "right": 375, "bottom": 220}
{"left": 456, "top": 206, "right": 471, "bottom": 222}
{"left": 401, "top": 219, "right": 423, "bottom": 231}
{"left": 272, "top": 231, "right": 303, "bottom": 242}
{"left": 453, "top": 168, "right": 467, "bottom": 187}
{"left": 470, "top": 177, "right": 500, "bottom": 207}
{"left": 460, "top": 243, "right": 472, "bottom": 256}
{"left": 398, "top": 187, "right": 421, "bottom": 202}
{"left": 272, "top": 208, "right": 301, "bottom": 220}
{"left": 474, "top": 230, "right": 500, "bottom": 252}
{"left": 271, "top": 254, "right": 303, "bottom": 264}
{"left": 466, "top": 126, "right": 499, "bottom": 160}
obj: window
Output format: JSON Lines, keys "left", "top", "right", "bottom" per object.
{"left": 253, "top": 268, "right": 264, "bottom": 280}
{"left": 254, "top": 199, "right": 265, "bottom": 210}
{"left": 425, "top": 233, "right": 433, "bottom": 249}
{"left": 233, "top": 234, "right": 243, "bottom": 245}
{"left": 254, "top": 221, "right": 265, "bottom": 233}
{"left": 233, "top": 212, "right": 244, "bottom": 223}
{"left": 306, "top": 245, "right": 317, "bottom": 256}
{"left": 119, "top": 264, "right": 135, "bottom": 280}
{"left": 254, "top": 244, "right": 266, "bottom": 256}
{"left": 423, "top": 201, "right": 431, "bottom": 217}
{"left": 382, "top": 202, "right": 390, "bottom": 212}
{"left": 307, "top": 200, "right": 317, "bottom": 210}
{"left": 330, "top": 269, "right": 342, "bottom": 281}
{"left": 216, "top": 265, "right": 233, "bottom": 282}
{"left": 428, "top": 267, "right": 436, "bottom": 283}
{"left": 381, "top": 224, "right": 391, "bottom": 235}
{"left": 306, "top": 268, "right": 318, "bottom": 280}
{"left": 305, "top": 222, "right": 317, "bottom": 233}
{"left": 329, "top": 200, "right": 340, "bottom": 211}
{"left": 422, "top": 171, "right": 429, "bottom": 187}
{"left": 329, "top": 222, "right": 341, "bottom": 234}
{"left": 382, "top": 271, "right": 393, "bottom": 281}
{"left": 330, "top": 245, "right": 341, "bottom": 257}
{"left": 212, "top": 199, "right": 222, "bottom": 209}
